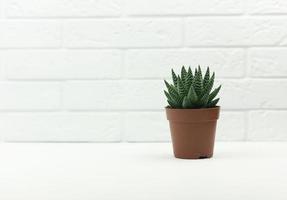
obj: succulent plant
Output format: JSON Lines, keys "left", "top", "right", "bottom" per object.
{"left": 164, "top": 66, "right": 221, "bottom": 109}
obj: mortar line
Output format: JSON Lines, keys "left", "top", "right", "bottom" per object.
{"left": 2, "top": 46, "right": 287, "bottom": 50}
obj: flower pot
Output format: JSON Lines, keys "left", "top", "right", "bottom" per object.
{"left": 166, "top": 106, "right": 220, "bottom": 159}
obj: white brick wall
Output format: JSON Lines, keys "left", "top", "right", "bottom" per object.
{"left": 0, "top": 21, "right": 62, "bottom": 48}
{"left": 4, "top": 50, "right": 123, "bottom": 79}
{"left": 0, "top": 0, "right": 286, "bottom": 142}
{"left": 63, "top": 19, "right": 182, "bottom": 48}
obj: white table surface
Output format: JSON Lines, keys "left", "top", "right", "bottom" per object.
{"left": 0, "top": 142, "right": 286, "bottom": 200}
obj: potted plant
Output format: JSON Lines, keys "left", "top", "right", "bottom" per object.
{"left": 164, "top": 66, "right": 221, "bottom": 159}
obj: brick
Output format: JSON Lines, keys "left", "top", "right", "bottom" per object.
{"left": 0, "top": 21, "right": 61, "bottom": 48}
{"left": 124, "top": 112, "right": 170, "bottom": 142}
{"left": 126, "top": 49, "right": 245, "bottom": 78}
{"left": 63, "top": 81, "right": 124, "bottom": 110}
{"left": 4, "top": 50, "right": 122, "bottom": 79}
{"left": 218, "top": 79, "right": 248, "bottom": 109}
{"left": 5, "top": 0, "right": 122, "bottom": 17}
{"left": 63, "top": 19, "right": 182, "bottom": 48}
{"left": 185, "top": 17, "right": 287, "bottom": 46}
{"left": 220, "top": 79, "right": 287, "bottom": 109}
{"left": 248, "top": 111, "right": 287, "bottom": 140}
{"left": 63, "top": 80, "right": 165, "bottom": 110}
{"left": 246, "top": 80, "right": 287, "bottom": 109}
{"left": 122, "top": 80, "right": 165, "bottom": 110}
{"left": 0, "top": 82, "right": 61, "bottom": 110}
{"left": 247, "top": 0, "right": 287, "bottom": 14}
{"left": 126, "top": 0, "right": 243, "bottom": 15}
{"left": 216, "top": 112, "right": 245, "bottom": 141}
{"left": 0, "top": 113, "right": 121, "bottom": 141}
{"left": 248, "top": 48, "right": 287, "bottom": 77}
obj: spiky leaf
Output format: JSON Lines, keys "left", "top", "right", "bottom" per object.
{"left": 169, "top": 93, "right": 182, "bottom": 106}
{"left": 200, "top": 92, "right": 210, "bottom": 107}
{"left": 177, "top": 76, "right": 186, "bottom": 97}
{"left": 194, "top": 69, "right": 203, "bottom": 96}
{"left": 187, "top": 85, "right": 198, "bottom": 103}
{"left": 164, "top": 80, "right": 173, "bottom": 93}
{"left": 182, "top": 96, "right": 193, "bottom": 108}
{"left": 165, "top": 90, "right": 180, "bottom": 107}
{"left": 208, "top": 85, "right": 221, "bottom": 102}
{"left": 164, "top": 90, "right": 172, "bottom": 100}
{"left": 207, "top": 98, "right": 220, "bottom": 107}
{"left": 203, "top": 72, "right": 214, "bottom": 95}
{"left": 164, "top": 66, "right": 221, "bottom": 108}
{"left": 164, "top": 80, "right": 179, "bottom": 98}
{"left": 181, "top": 66, "right": 187, "bottom": 79}
{"left": 203, "top": 67, "right": 210, "bottom": 88}
{"left": 167, "top": 99, "right": 178, "bottom": 108}
{"left": 197, "top": 65, "right": 203, "bottom": 80}
{"left": 171, "top": 69, "right": 178, "bottom": 87}
{"left": 164, "top": 83, "right": 182, "bottom": 107}
{"left": 188, "top": 67, "right": 193, "bottom": 79}
{"left": 185, "top": 67, "right": 193, "bottom": 90}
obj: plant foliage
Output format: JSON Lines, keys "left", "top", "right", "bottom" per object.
{"left": 164, "top": 66, "right": 221, "bottom": 109}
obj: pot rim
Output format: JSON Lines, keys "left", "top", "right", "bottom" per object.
{"left": 165, "top": 106, "right": 220, "bottom": 111}
{"left": 165, "top": 106, "right": 220, "bottom": 122}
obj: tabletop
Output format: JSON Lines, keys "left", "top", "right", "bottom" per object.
{"left": 0, "top": 142, "right": 286, "bottom": 200}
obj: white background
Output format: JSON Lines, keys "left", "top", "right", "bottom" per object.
{"left": 0, "top": 0, "right": 287, "bottom": 142}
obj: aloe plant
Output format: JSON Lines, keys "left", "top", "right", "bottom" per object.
{"left": 164, "top": 66, "right": 221, "bottom": 109}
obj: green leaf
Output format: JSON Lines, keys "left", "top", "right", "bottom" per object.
{"left": 181, "top": 66, "right": 187, "bottom": 78}
{"left": 197, "top": 65, "right": 203, "bottom": 80}
{"left": 166, "top": 88, "right": 182, "bottom": 106}
{"left": 164, "top": 90, "right": 179, "bottom": 108}
{"left": 203, "top": 67, "right": 210, "bottom": 88}
{"left": 194, "top": 69, "right": 203, "bottom": 96}
{"left": 200, "top": 92, "right": 209, "bottom": 107}
{"left": 182, "top": 96, "right": 192, "bottom": 108}
{"left": 164, "top": 80, "right": 179, "bottom": 98}
{"left": 182, "top": 96, "right": 188, "bottom": 108}
{"left": 177, "top": 76, "right": 186, "bottom": 97}
{"left": 170, "top": 93, "right": 182, "bottom": 105}
{"left": 188, "top": 67, "right": 193, "bottom": 79}
{"left": 164, "top": 80, "right": 173, "bottom": 92}
{"left": 164, "top": 90, "right": 172, "bottom": 101}
{"left": 208, "top": 85, "right": 221, "bottom": 102}
{"left": 185, "top": 67, "right": 193, "bottom": 90}
{"left": 203, "top": 72, "right": 214, "bottom": 95}
{"left": 207, "top": 98, "right": 220, "bottom": 107}
{"left": 187, "top": 85, "right": 198, "bottom": 103}
{"left": 166, "top": 66, "right": 221, "bottom": 109}
{"left": 167, "top": 99, "right": 178, "bottom": 108}
{"left": 181, "top": 66, "right": 187, "bottom": 85}
{"left": 171, "top": 69, "right": 178, "bottom": 87}
{"left": 164, "top": 80, "right": 170, "bottom": 88}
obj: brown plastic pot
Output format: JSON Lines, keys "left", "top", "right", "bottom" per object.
{"left": 166, "top": 106, "right": 220, "bottom": 159}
